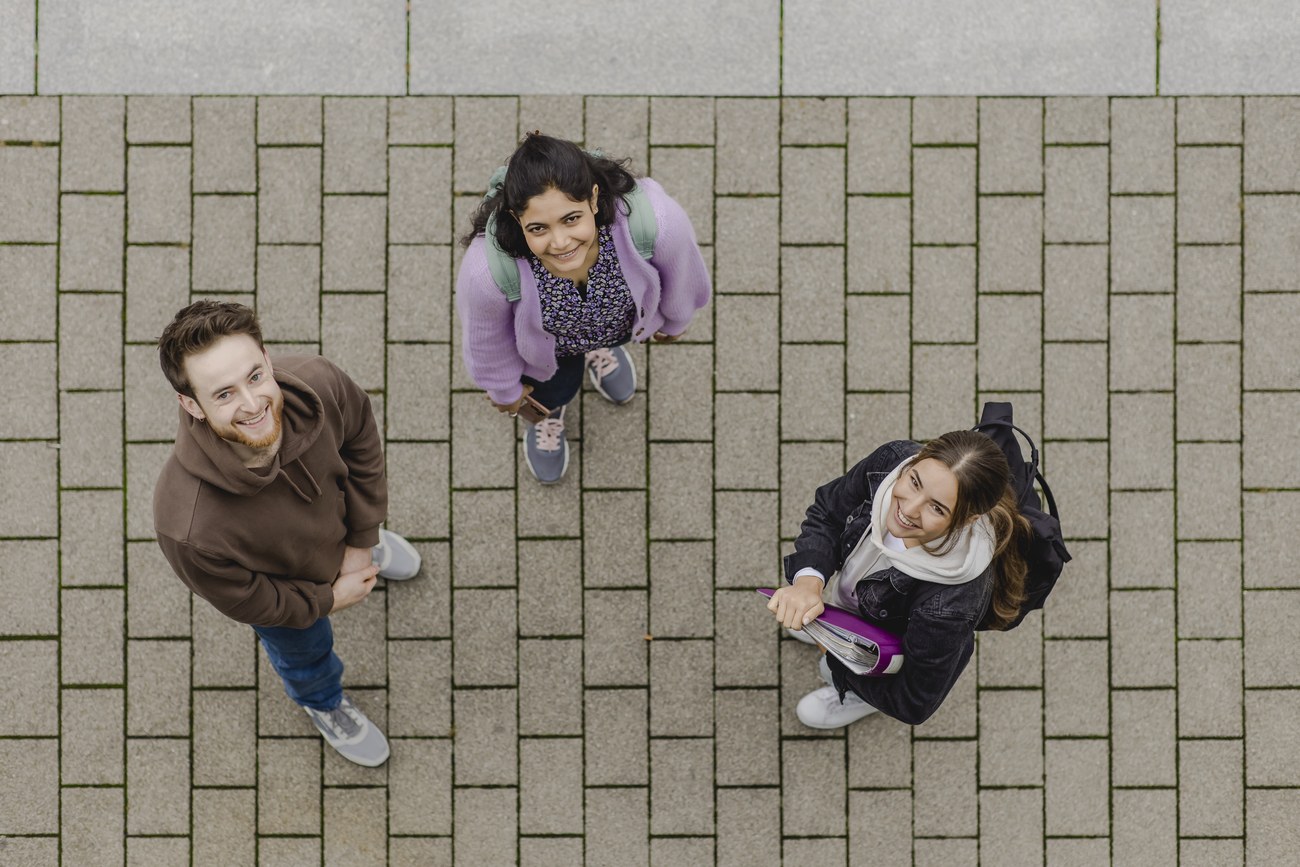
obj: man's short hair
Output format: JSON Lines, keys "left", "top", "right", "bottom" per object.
{"left": 158, "top": 300, "right": 265, "bottom": 397}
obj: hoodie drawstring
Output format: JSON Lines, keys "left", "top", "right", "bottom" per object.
{"left": 277, "top": 457, "right": 323, "bottom": 504}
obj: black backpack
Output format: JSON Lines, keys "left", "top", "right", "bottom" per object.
{"left": 972, "top": 402, "right": 1072, "bottom": 631}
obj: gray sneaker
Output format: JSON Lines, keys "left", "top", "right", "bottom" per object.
{"left": 586, "top": 346, "right": 636, "bottom": 404}
{"left": 303, "top": 694, "right": 390, "bottom": 767}
{"left": 372, "top": 528, "right": 421, "bottom": 580}
{"left": 524, "top": 405, "right": 569, "bottom": 484}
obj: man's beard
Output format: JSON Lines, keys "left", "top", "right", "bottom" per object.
{"left": 216, "top": 393, "right": 284, "bottom": 451}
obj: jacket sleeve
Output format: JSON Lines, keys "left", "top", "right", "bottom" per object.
{"left": 456, "top": 240, "right": 529, "bottom": 405}
{"left": 332, "top": 366, "right": 386, "bottom": 549}
{"left": 157, "top": 535, "right": 334, "bottom": 628}
{"left": 827, "top": 607, "right": 976, "bottom": 725}
{"left": 645, "top": 182, "right": 712, "bottom": 336}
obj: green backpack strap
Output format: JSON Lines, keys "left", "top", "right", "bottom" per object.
{"left": 481, "top": 164, "right": 657, "bottom": 303}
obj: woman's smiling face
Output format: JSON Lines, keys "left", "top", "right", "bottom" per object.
{"left": 517, "top": 185, "right": 599, "bottom": 278}
{"left": 887, "top": 458, "right": 960, "bottom": 547}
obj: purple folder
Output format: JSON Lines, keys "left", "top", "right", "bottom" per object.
{"left": 757, "top": 587, "right": 905, "bottom": 676}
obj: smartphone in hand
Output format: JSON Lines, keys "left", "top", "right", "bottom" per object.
{"left": 515, "top": 394, "right": 552, "bottom": 424}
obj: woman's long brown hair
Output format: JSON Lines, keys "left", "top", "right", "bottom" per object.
{"left": 908, "top": 430, "right": 1032, "bottom": 630}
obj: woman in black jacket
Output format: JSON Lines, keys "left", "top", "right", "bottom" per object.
{"left": 767, "top": 431, "right": 1032, "bottom": 728}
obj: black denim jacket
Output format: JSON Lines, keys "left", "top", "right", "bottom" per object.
{"left": 783, "top": 440, "right": 993, "bottom": 725}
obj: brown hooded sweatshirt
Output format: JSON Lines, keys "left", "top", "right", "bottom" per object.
{"left": 153, "top": 355, "right": 387, "bottom": 629}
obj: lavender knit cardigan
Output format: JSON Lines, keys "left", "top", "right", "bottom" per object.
{"left": 456, "top": 178, "right": 712, "bottom": 405}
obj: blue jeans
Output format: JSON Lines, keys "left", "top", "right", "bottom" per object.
{"left": 521, "top": 354, "right": 585, "bottom": 411}
{"left": 252, "top": 617, "right": 344, "bottom": 711}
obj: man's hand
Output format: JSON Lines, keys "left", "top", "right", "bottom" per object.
{"left": 331, "top": 564, "right": 379, "bottom": 613}
{"left": 767, "top": 574, "right": 826, "bottom": 631}
{"left": 485, "top": 384, "right": 535, "bottom": 415}
{"left": 651, "top": 330, "right": 683, "bottom": 343}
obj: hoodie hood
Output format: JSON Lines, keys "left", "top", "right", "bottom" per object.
{"left": 868, "top": 461, "right": 995, "bottom": 585}
{"left": 172, "top": 366, "right": 326, "bottom": 501}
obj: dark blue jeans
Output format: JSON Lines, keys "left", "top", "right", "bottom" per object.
{"left": 252, "top": 617, "right": 344, "bottom": 711}
{"left": 522, "top": 354, "right": 586, "bottom": 412}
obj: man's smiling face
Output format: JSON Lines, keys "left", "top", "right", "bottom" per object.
{"left": 178, "top": 334, "right": 284, "bottom": 459}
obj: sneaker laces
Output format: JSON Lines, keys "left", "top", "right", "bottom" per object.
{"left": 309, "top": 700, "right": 363, "bottom": 741}
{"left": 532, "top": 412, "right": 565, "bottom": 452}
{"left": 586, "top": 348, "right": 619, "bottom": 383}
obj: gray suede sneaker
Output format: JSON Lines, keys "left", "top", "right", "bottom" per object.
{"left": 586, "top": 346, "right": 636, "bottom": 404}
{"left": 303, "top": 694, "right": 390, "bottom": 766}
{"left": 372, "top": 528, "right": 421, "bottom": 580}
{"left": 524, "top": 405, "right": 569, "bottom": 484}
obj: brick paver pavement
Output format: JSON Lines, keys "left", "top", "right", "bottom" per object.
{"left": 0, "top": 94, "right": 1292, "bottom": 864}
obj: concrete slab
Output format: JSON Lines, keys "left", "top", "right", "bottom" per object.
{"left": 0, "top": 0, "right": 34, "bottom": 94}
{"left": 409, "top": 0, "right": 779, "bottom": 95}
{"left": 784, "top": 0, "right": 1156, "bottom": 94}
{"left": 37, "top": 1, "right": 405, "bottom": 94}
{"left": 1162, "top": 1, "right": 1300, "bottom": 93}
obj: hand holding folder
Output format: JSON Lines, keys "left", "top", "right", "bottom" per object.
{"left": 756, "top": 587, "right": 904, "bottom": 677}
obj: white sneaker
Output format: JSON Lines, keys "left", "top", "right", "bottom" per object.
{"left": 796, "top": 684, "right": 878, "bottom": 730}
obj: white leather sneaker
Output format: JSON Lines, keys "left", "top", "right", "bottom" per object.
{"left": 795, "top": 682, "right": 879, "bottom": 730}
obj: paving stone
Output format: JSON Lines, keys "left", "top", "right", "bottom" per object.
{"left": 519, "top": 838, "right": 580, "bottom": 867}
{"left": 124, "top": 245, "right": 187, "bottom": 343}
{"left": 1110, "top": 491, "right": 1174, "bottom": 588}
{"left": 1044, "top": 97, "right": 1108, "bottom": 144}
{"left": 1111, "top": 195, "right": 1174, "bottom": 293}
{"left": 1244, "top": 97, "right": 1300, "bottom": 191}
{"left": 520, "top": 738, "right": 584, "bottom": 834}
{"left": 980, "top": 99, "right": 1043, "bottom": 193}
{"left": 585, "top": 787, "right": 646, "bottom": 867}
{"left": 1112, "top": 788, "right": 1176, "bottom": 866}
{"left": 192, "top": 195, "right": 256, "bottom": 291}
{"left": 191, "top": 97, "right": 256, "bottom": 193}
{"left": 0, "top": 442, "right": 56, "bottom": 539}
{"left": 1109, "top": 392, "right": 1173, "bottom": 491}
{"left": 320, "top": 296, "right": 384, "bottom": 392}
{"left": 124, "top": 343, "right": 178, "bottom": 443}
{"left": 387, "top": 739, "right": 451, "bottom": 835}
{"left": 1179, "top": 639, "right": 1243, "bottom": 736}
{"left": 847, "top": 98, "right": 909, "bottom": 193}
{"left": 779, "top": 442, "right": 843, "bottom": 535}
{"left": 59, "top": 195, "right": 124, "bottom": 292}
{"left": 258, "top": 147, "right": 321, "bottom": 243}
{"left": 388, "top": 96, "right": 453, "bottom": 145}
{"left": 718, "top": 788, "right": 780, "bottom": 867}
{"left": 581, "top": 395, "right": 647, "bottom": 489}
{"left": 127, "top": 639, "right": 190, "bottom": 736}
{"left": 1179, "top": 96, "right": 1243, "bottom": 144}
{"left": 1044, "top": 147, "right": 1108, "bottom": 243}
{"left": 1181, "top": 839, "right": 1244, "bottom": 867}
{"left": 714, "top": 197, "right": 778, "bottom": 294}
{"left": 257, "top": 738, "right": 319, "bottom": 834}
{"left": 256, "top": 97, "right": 321, "bottom": 144}
{"left": 978, "top": 689, "right": 1043, "bottom": 785}
{"left": 847, "top": 196, "right": 910, "bottom": 293}
{"left": 780, "top": 246, "right": 844, "bottom": 341}
{"left": 1111, "top": 688, "right": 1176, "bottom": 786}
{"left": 1111, "top": 589, "right": 1176, "bottom": 687}
{"left": 781, "top": 147, "right": 844, "bottom": 243}
{"left": 715, "top": 295, "right": 778, "bottom": 390}
{"left": 714, "top": 689, "right": 778, "bottom": 785}
{"left": 126, "top": 146, "right": 190, "bottom": 243}
{"left": 781, "top": 738, "right": 845, "bottom": 836}
{"left": 1110, "top": 294, "right": 1173, "bottom": 390}
{"left": 1045, "top": 838, "right": 1111, "bottom": 867}
{"left": 453, "top": 397, "right": 515, "bottom": 492}
{"left": 0, "top": 343, "right": 52, "bottom": 440}
{"left": 781, "top": 344, "right": 844, "bottom": 441}
{"left": 451, "top": 489, "right": 514, "bottom": 586}
{"left": 849, "top": 792, "right": 910, "bottom": 867}
{"left": 913, "top": 148, "right": 976, "bottom": 244}
{"left": 845, "top": 295, "right": 908, "bottom": 393}
{"left": 715, "top": 589, "right": 778, "bottom": 687}
{"left": 61, "top": 786, "right": 124, "bottom": 867}
{"left": 715, "top": 491, "right": 779, "bottom": 591}
{"left": 0, "top": 740, "right": 57, "bottom": 835}
{"left": 1245, "top": 589, "right": 1300, "bottom": 687}
{"left": 1245, "top": 392, "right": 1300, "bottom": 488}
{"left": 1045, "top": 639, "right": 1109, "bottom": 736}
{"left": 913, "top": 839, "right": 977, "bottom": 867}
{"left": 781, "top": 97, "right": 845, "bottom": 145}
{"left": 913, "top": 97, "right": 977, "bottom": 144}
{"left": 1244, "top": 294, "right": 1300, "bottom": 391}
{"left": 979, "top": 788, "right": 1043, "bottom": 867}
{"left": 1181, "top": 738, "right": 1245, "bottom": 835}
{"left": 60, "top": 293, "right": 123, "bottom": 391}
{"left": 389, "top": 245, "right": 450, "bottom": 343}
{"left": 516, "top": 639, "right": 582, "bottom": 737}
{"left": 648, "top": 343, "right": 712, "bottom": 441}
{"left": 519, "top": 94, "right": 583, "bottom": 143}
{"left": 454, "top": 688, "right": 518, "bottom": 785}
{"left": 585, "top": 589, "right": 647, "bottom": 686}
{"left": 1246, "top": 688, "right": 1300, "bottom": 786}
{"left": 652, "top": 146, "right": 714, "bottom": 244}
{"left": 714, "top": 394, "right": 779, "bottom": 490}
{"left": 912, "top": 246, "right": 975, "bottom": 342}
{"left": 192, "top": 598, "right": 255, "bottom": 687}
{"left": 1176, "top": 245, "right": 1240, "bottom": 343}
{"left": 1111, "top": 98, "right": 1175, "bottom": 193}
{"left": 0, "top": 641, "right": 57, "bottom": 735}
{"left": 1178, "top": 146, "right": 1243, "bottom": 244}
{"left": 846, "top": 713, "right": 912, "bottom": 789}
{"left": 126, "top": 737, "right": 190, "bottom": 834}
{"left": 586, "top": 96, "right": 649, "bottom": 173}
{"left": 322, "top": 98, "right": 387, "bottom": 193}
{"left": 716, "top": 99, "right": 779, "bottom": 194}
{"left": 979, "top": 196, "right": 1042, "bottom": 292}
{"left": 648, "top": 639, "right": 712, "bottom": 736}
{"left": 1177, "top": 442, "right": 1240, "bottom": 540}
{"left": 62, "top": 587, "right": 124, "bottom": 683}
{"left": 453, "top": 588, "right": 517, "bottom": 686}
{"left": 387, "top": 639, "right": 450, "bottom": 736}
{"left": 192, "top": 689, "right": 255, "bottom": 786}
{"left": 389, "top": 147, "right": 451, "bottom": 244}
{"left": 386, "top": 343, "right": 448, "bottom": 442}
{"left": 1244, "top": 492, "right": 1300, "bottom": 588}
{"left": 258, "top": 838, "right": 321, "bottom": 867}
{"left": 649, "top": 543, "right": 713, "bottom": 639}
{"left": 60, "top": 688, "right": 124, "bottom": 786}
{"left": 911, "top": 345, "right": 976, "bottom": 442}
{"left": 331, "top": 597, "right": 387, "bottom": 686}
{"left": 1043, "top": 343, "right": 1107, "bottom": 439}
{"left": 323, "top": 787, "right": 387, "bottom": 867}
{"left": 1244, "top": 195, "right": 1300, "bottom": 294}
{"left": 0, "top": 245, "right": 55, "bottom": 341}
{"left": 651, "top": 738, "right": 714, "bottom": 835}
{"left": 1248, "top": 789, "right": 1300, "bottom": 864}
{"left": 579, "top": 491, "right": 644, "bottom": 590}
{"left": 0, "top": 96, "right": 57, "bottom": 142}
{"left": 0, "top": 147, "right": 58, "bottom": 242}
{"left": 652, "top": 838, "right": 714, "bottom": 866}
{"left": 1177, "top": 343, "right": 1241, "bottom": 442}
{"left": 649, "top": 442, "right": 711, "bottom": 539}
{"left": 452, "top": 97, "right": 520, "bottom": 194}
{"left": 1044, "top": 738, "right": 1109, "bottom": 836}
{"left": 978, "top": 294, "right": 1041, "bottom": 391}
{"left": 585, "top": 687, "right": 647, "bottom": 784}
{"left": 250, "top": 247, "right": 321, "bottom": 343}
{"left": 322, "top": 195, "right": 386, "bottom": 291}
{"left": 977, "top": 616, "right": 1041, "bottom": 687}
{"left": 1044, "top": 245, "right": 1108, "bottom": 341}
{"left": 62, "top": 97, "right": 126, "bottom": 192}
{"left": 125, "top": 96, "right": 190, "bottom": 144}
{"left": 913, "top": 739, "right": 977, "bottom": 837}
{"left": 387, "top": 540, "right": 450, "bottom": 638}
{"left": 917, "top": 654, "right": 977, "bottom": 736}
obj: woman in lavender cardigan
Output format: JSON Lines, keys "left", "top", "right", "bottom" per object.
{"left": 456, "top": 133, "right": 711, "bottom": 484}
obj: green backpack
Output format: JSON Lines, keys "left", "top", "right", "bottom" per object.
{"left": 481, "top": 163, "right": 658, "bottom": 302}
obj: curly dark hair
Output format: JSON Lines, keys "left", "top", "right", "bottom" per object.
{"left": 460, "top": 132, "right": 639, "bottom": 258}
{"left": 157, "top": 299, "right": 264, "bottom": 397}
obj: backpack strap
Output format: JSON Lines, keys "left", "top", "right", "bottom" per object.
{"left": 971, "top": 416, "right": 1040, "bottom": 502}
{"left": 621, "top": 181, "right": 658, "bottom": 260}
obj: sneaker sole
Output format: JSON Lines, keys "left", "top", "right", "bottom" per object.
{"left": 588, "top": 349, "right": 637, "bottom": 405}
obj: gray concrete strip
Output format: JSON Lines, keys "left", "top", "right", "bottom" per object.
{"left": 0, "top": 0, "right": 34, "bottom": 93}
{"left": 1162, "top": 0, "right": 1300, "bottom": 93}
{"left": 785, "top": 0, "right": 1156, "bottom": 95}
{"left": 37, "top": 1, "right": 405, "bottom": 94}
{"left": 409, "top": 0, "right": 779, "bottom": 95}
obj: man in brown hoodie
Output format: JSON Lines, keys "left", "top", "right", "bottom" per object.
{"left": 153, "top": 300, "right": 420, "bottom": 766}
